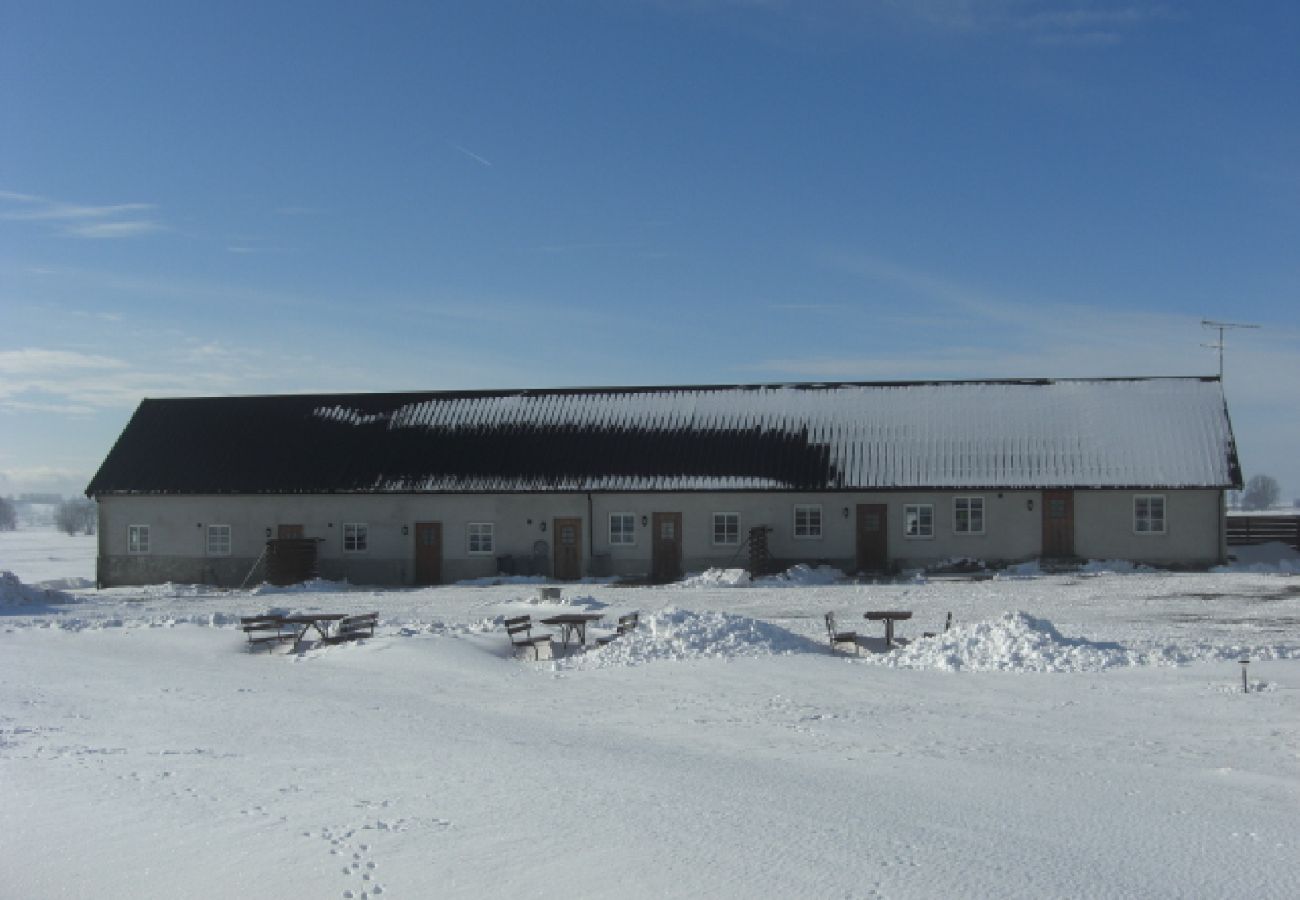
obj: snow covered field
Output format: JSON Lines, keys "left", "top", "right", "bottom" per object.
{"left": 2, "top": 529, "right": 1298, "bottom": 899}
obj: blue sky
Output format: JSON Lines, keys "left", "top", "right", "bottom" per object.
{"left": 2, "top": 0, "right": 1298, "bottom": 500}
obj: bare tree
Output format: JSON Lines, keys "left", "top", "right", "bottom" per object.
{"left": 55, "top": 498, "right": 97, "bottom": 535}
{"left": 1241, "top": 474, "right": 1281, "bottom": 511}
{"left": 0, "top": 497, "right": 16, "bottom": 531}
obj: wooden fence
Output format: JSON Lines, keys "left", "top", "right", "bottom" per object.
{"left": 1226, "top": 515, "right": 1300, "bottom": 550}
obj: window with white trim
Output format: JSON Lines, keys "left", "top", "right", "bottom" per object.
{"left": 343, "top": 522, "right": 368, "bottom": 552}
{"left": 904, "top": 504, "right": 934, "bottom": 538}
{"left": 467, "top": 522, "right": 495, "bottom": 554}
{"left": 793, "top": 505, "right": 822, "bottom": 539}
{"left": 1134, "top": 495, "right": 1166, "bottom": 534}
{"left": 712, "top": 512, "right": 740, "bottom": 546}
{"left": 953, "top": 497, "right": 984, "bottom": 535}
{"left": 127, "top": 524, "right": 150, "bottom": 554}
{"left": 609, "top": 513, "right": 635, "bottom": 546}
{"left": 207, "top": 524, "right": 231, "bottom": 556}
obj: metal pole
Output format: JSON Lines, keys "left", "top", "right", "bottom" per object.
{"left": 1201, "top": 320, "right": 1260, "bottom": 382}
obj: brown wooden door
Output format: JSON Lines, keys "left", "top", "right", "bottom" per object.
{"left": 414, "top": 522, "right": 442, "bottom": 585}
{"left": 1041, "top": 490, "right": 1075, "bottom": 558}
{"left": 651, "top": 512, "right": 682, "bottom": 583}
{"left": 277, "top": 524, "right": 304, "bottom": 539}
{"left": 553, "top": 517, "right": 582, "bottom": 580}
{"left": 855, "top": 503, "right": 889, "bottom": 573}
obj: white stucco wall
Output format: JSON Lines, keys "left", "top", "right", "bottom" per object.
{"left": 94, "top": 488, "right": 1226, "bottom": 587}
{"left": 1073, "top": 489, "right": 1223, "bottom": 564}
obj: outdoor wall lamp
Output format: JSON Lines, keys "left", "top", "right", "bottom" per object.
{"left": 265, "top": 527, "right": 272, "bottom": 538}
{"left": 842, "top": 506, "right": 850, "bottom": 518}
{"left": 401, "top": 525, "right": 409, "bottom": 536}
{"left": 1027, "top": 499, "right": 1035, "bottom": 512}
{"left": 540, "top": 521, "right": 547, "bottom": 532}
{"left": 641, "top": 515, "right": 648, "bottom": 527}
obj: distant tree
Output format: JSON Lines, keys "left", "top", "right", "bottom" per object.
{"left": 1241, "top": 474, "right": 1281, "bottom": 511}
{"left": 0, "top": 497, "right": 16, "bottom": 531}
{"left": 55, "top": 498, "right": 97, "bottom": 535}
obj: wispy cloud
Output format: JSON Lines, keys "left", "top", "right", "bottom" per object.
{"left": 0, "top": 348, "right": 129, "bottom": 376}
{"left": 757, "top": 252, "right": 1299, "bottom": 403}
{"left": 0, "top": 189, "right": 164, "bottom": 239}
{"left": 659, "top": 0, "right": 1168, "bottom": 46}
{"left": 448, "top": 142, "right": 493, "bottom": 167}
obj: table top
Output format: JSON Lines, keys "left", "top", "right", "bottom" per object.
{"left": 279, "top": 613, "right": 347, "bottom": 624}
{"left": 540, "top": 613, "right": 605, "bottom": 625}
{"left": 864, "top": 610, "right": 913, "bottom": 621}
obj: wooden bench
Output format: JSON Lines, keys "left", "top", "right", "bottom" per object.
{"left": 321, "top": 612, "right": 378, "bottom": 645}
{"left": 240, "top": 615, "right": 299, "bottom": 652}
{"left": 596, "top": 612, "right": 640, "bottom": 646}
{"left": 824, "top": 612, "right": 860, "bottom": 655}
{"left": 505, "top": 615, "right": 553, "bottom": 660}
{"left": 923, "top": 612, "right": 954, "bottom": 639}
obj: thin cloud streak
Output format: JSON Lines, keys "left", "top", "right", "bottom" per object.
{"left": 448, "top": 142, "right": 493, "bottom": 167}
{"left": 0, "top": 189, "right": 163, "bottom": 239}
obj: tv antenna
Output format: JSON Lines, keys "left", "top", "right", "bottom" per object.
{"left": 1200, "top": 319, "right": 1259, "bottom": 380}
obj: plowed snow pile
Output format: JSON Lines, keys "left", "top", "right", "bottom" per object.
{"left": 1, "top": 570, "right": 75, "bottom": 606}
{"left": 880, "top": 611, "right": 1152, "bottom": 672}
{"left": 560, "top": 607, "right": 814, "bottom": 669}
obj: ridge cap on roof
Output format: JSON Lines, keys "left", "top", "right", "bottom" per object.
{"left": 136, "top": 374, "right": 1223, "bottom": 405}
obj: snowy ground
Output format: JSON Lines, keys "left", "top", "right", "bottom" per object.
{"left": 2, "top": 529, "right": 1298, "bottom": 899}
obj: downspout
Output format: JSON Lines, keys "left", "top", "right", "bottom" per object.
{"left": 1219, "top": 489, "right": 1228, "bottom": 565}
{"left": 92, "top": 493, "right": 105, "bottom": 589}
{"left": 586, "top": 492, "right": 594, "bottom": 575}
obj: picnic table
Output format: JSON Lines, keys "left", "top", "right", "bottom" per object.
{"left": 539, "top": 612, "right": 604, "bottom": 649}
{"left": 864, "top": 610, "right": 913, "bottom": 648}
{"left": 279, "top": 613, "right": 347, "bottom": 643}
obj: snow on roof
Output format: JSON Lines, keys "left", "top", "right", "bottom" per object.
{"left": 86, "top": 377, "right": 1241, "bottom": 495}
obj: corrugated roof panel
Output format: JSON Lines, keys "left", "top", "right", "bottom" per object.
{"left": 85, "top": 378, "right": 1241, "bottom": 495}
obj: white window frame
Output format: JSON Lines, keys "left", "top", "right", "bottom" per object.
{"left": 1134, "top": 495, "right": 1166, "bottom": 534}
{"left": 953, "top": 497, "right": 985, "bottom": 535}
{"left": 342, "top": 522, "right": 369, "bottom": 553}
{"left": 793, "top": 504, "right": 822, "bottom": 540}
{"left": 467, "top": 522, "right": 495, "bottom": 555}
{"left": 712, "top": 512, "right": 741, "bottom": 546}
{"left": 903, "top": 504, "right": 934, "bottom": 539}
{"left": 206, "top": 524, "right": 232, "bottom": 556}
{"left": 609, "top": 513, "right": 636, "bottom": 546}
{"left": 127, "top": 524, "right": 150, "bottom": 554}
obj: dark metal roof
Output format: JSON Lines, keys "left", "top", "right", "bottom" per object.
{"left": 85, "top": 378, "right": 1242, "bottom": 495}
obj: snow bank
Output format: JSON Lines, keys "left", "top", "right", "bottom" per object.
{"left": 517, "top": 591, "right": 609, "bottom": 610}
{"left": 33, "top": 576, "right": 95, "bottom": 591}
{"left": 677, "top": 568, "right": 752, "bottom": 588}
{"left": 251, "top": 578, "right": 351, "bottom": 594}
{"left": 879, "top": 612, "right": 1139, "bottom": 672}
{"left": 754, "top": 564, "right": 844, "bottom": 586}
{"left": 559, "top": 607, "right": 816, "bottom": 669}
{"left": 878, "top": 611, "right": 1298, "bottom": 672}
{"left": 1214, "top": 542, "right": 1300, "bottom": 574}
{"left": 1, "top": 570, "right": 76, "bottom": 607}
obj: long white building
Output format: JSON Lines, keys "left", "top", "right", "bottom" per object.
{"left": 86, "top": 377, "right": 1243, "bottom": 587}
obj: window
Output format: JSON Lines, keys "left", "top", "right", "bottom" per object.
{"left": 1134, "top": 495, "right": 1166, "bottom": 534}
{"left": 713, "top": 512, "right": 740, "bottom": 546}
{"left": 467, "top": 522, "right": 495, "bottom": 554}
{"left": 343, "top": 522, "right": 368, "bottom": 553}
{"left": 904, "top": 504, "right": 934, "bottom": 538}
{"left": 793, "top": 505, "right": 822, "bottom": 539}
{"left": 953, "top": 497, "right": 984, "bottom": 535}
{"left": 207, "top": 524, "right": 232, "bottom": 556}
{"left": 127, "top": 524, "right": 150, "bottom": 554}
{"left": 609, "top": 513, "right": 635, "bottom": 546}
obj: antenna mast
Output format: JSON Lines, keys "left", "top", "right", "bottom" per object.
{"left": 1200, "top": 319, "right": 1259, "bottom": 380}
